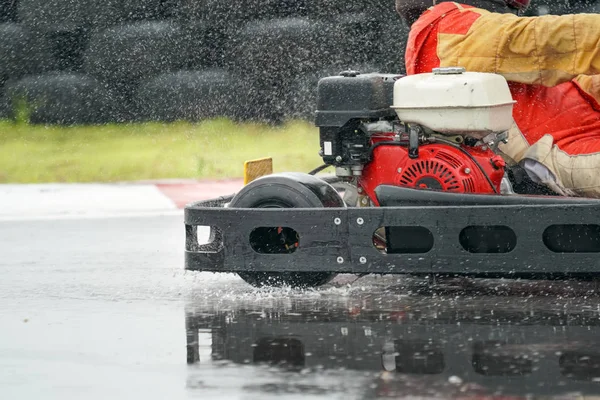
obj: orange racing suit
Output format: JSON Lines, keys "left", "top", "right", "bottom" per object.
{"left": 405, "top": 1, "right": 600, "bottom": 197}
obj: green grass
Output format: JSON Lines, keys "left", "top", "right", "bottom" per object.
{"left": 0, "top": 118, "right": 326, "bottom": 183}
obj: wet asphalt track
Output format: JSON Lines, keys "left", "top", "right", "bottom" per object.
{"left": 3, "top": 214, "right": 600, "bottom": 399}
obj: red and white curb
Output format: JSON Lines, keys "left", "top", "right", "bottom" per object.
{"left": 0, "top": 179, "right": 243, "bottom": 221}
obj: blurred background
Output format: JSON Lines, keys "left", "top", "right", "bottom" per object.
{"left": 1, "top": 0, "right": 599, "bottom": 184}
{"left": 1, "top": 0, "right": 598, "bottom": 127}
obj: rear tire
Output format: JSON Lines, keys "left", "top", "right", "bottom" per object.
{"left": 237, "top": 271, "right": 336, "bottom": 289}
{"left": 229, "top": 172, "right": 345, "bottom": 288}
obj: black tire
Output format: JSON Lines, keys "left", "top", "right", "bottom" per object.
{"left": 83, "top": 21, "right": 186, "bottom": 89}
{"left": 19, "top": 0, "right": 175, "bottom": 32}
{"left": 135, "top": 69, "right": 246, "bottom": 122}
{"left": 306, "top": 0, "right": 394, "bottom": 19}
{"left": 174, "top": 0, "right": 258, "bottom": 25}
{"left": 236, "top": 64, "right": 381, "bottom": 124}
{"left": 227, "top": 18, "right": 343, "bottom": 122}
{"left": 118, "top": 0, "right": 175, "bottom": 21}
{"left": 576, "top": 1, "right": 600, "bottom": 14}
{"left": 174, "top": 0, "right": 306, "bottom": 27}
{"left": 34, "top": 29, "right": 90, "bottom": 72}
{"left": 0, "top": 87, "right": 10, "bottom": 119}
{"left": 178, "top": 23, "right": 232, "bottom": 70}
{"left": 0, "top": 0, "right": 18, "bottom": 23}
{"left": 5, "top": 73, "right": 119, "bottom": 125}
{"left": 319, "top": 13, "right": 382, "bottom": 68}
{"left": 230, "top": 18, "right": 333, "bottom": 79}
{"left": 229, "top": 172, "right": 345, "bottom": 288}
{"left": 18, "top": 0, "right": 87, "bottom": 32}
{"left": 0, "top": 23, "right": 30, "bottom": 81}
{"left": 232, "top": 78, "right": 295, "bottom": 124}
{"left": 174, "top": 1, "right": 309, "bottom": 70}
{"left": 377, "top": 17, "right": 410, "bottom": 75}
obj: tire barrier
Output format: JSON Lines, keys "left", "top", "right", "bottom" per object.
{"left": 83, "top": 21, "right": 187, "bottom": 92}
{"left": 0, "top": 23, "right": 57, "bottom": 79}
{"left": 174, "top": 0, "right": 308, "bottom": 27}
{"left": 85, "top": 0, "right": 178, "bottom": 30}
{"left": 231, "top": 18, "right": 335, "bottom": 80}
{"left": 228, "top": 16, "right": 378, "bottom": 123}
{"left": 118, "top": 0, "right": 176, "bottom": 21}
{"left": 35, "top": 29, "right": 89, "bottom": 72}
{"left": 377, "top": 17, "right": 410, "bottom": 75}
{"left": 178, "top": 22, "right": 233, "bottom": 70}
{"left": 19, "top": 0, "right": 177, "bottom": 32}
{"left": 16, "top": 0, "right": 91, "bottom": 72}
{"left": 174, "top": 1, "right": 313, "bottom": 71}
{"left": 0, "top": 23, "right": 29, "bottom": 82}
{"left": 323, "top": 13, "right": 382, "bottom": 68}
{"left": 237, "top": 63, "right": 380, "bottom": 124}
{"left": 306, "top": 0, "right": 395, "bottom": 19}
{"left": 2, "top": 0, "right": 598, "bottom": 125}
{"left": 21, "top": 33, "right": 61, "bottom": 75}
{"left": 135, "top": 69, "right": 246, "bottom": 122}
{"left": 17, "top": 0, "right": 87, "bottom": 33}
{"left": 0, "top": 0, "right": 18, "bottom": 23}
{"left": 0, "top": 88, "right": 9, "bottom": 119}
{"left": 5, "top": 73, "right": 119, "bottom": 124}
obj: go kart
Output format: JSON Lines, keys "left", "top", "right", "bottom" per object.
{"left": 184, "top": 67, "right": 600, "bottom": 288}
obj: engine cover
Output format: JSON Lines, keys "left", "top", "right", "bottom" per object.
{"left": 359, "top": 143, "right": 506, "bottom": 206}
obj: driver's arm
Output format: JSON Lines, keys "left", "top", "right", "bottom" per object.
{"left": 437, "top": 7, "right": 600, "bottom": 87}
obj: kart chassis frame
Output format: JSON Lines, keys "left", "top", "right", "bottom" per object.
{"left": 185, "top": 196, "right": 600, "bottom": 276}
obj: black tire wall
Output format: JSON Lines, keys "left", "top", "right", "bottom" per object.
{"left": 0, "top": 23, "right": 28, "bottom": 81}
{"left": 3, "top": 0, "right": 597, "bottom": 125}
{"left": 378, "top": 17, "right": 410, "bottom": 75}
{"left": 0, "top": 0, "right": 405, "bottom": 124}
{"left": 82, "top": 20, "right": 188, "bottom": 120}
{"left": 0, "top": 89, "right": 9, "bottom": 118}
{"left": 0, "top": 0, "right": 17, "bottom": 22}
{"left": 17, "top": 0, "right": 86, "bottom": 32}
{"left": 306, "top": 0, "right": 395, "bottom": 18}
{"left": 19, "top": 0, "right": 177, "bottom": 31}
{"left": 135, "top": 69, "right": 246, "bottom": 122}
{"left": 231, "top": 18, "right": 333, "bottom": 78}
{"left": 84, "top": 21, "right": 186, "bottom": 88}
{"left": 324, "top": 13, "right": 382, "bottom": 68}
{"left": 0, "top": 23, "right": 57, "bottom": 82}
{"left": 5, "top": 73, "right": 118, "bottom": 124}
{"left": 228, "top": 17, "right": 340, "bottom": 122}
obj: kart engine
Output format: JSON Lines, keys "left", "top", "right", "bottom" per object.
{"left": 315, "top": 68, "right": 515, "bottom": 206}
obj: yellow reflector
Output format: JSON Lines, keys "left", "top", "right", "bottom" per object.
{"left": 244, "top": 157, "right": 273, "bottom": 184}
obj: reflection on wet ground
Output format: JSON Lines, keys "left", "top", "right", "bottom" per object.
{"left": 5, "top": 217, "right": 600, "bottom": 399}
{"left": 186, "top": 276, "right": 600, "bottom": 399}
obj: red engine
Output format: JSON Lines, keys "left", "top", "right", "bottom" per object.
{"left": 359, "top": 141, "right": 506, "bottom": 206}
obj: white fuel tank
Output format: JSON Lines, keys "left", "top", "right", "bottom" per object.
{"left": 391, "top": 67, "right": 516, "bottom": 138}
